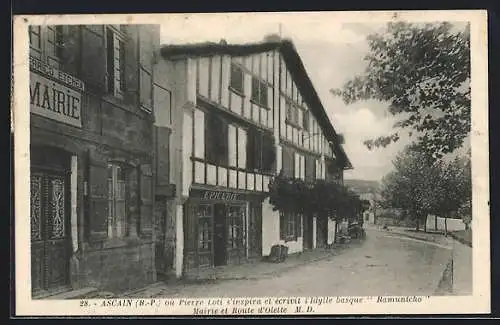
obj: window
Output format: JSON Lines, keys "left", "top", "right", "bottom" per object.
{"left": 305, "top": 156, "right": 316, "bottom": 182}
{"left": 251, "top": 77, "right": 268, "bottom": 107}
{"left": 285, "top": 101, "right": 301, "bottom": 127}
{"left": 303, "top": 110, "right": 310, "bottom": 131}
{"left": 197, "top": 205, "right": 213, "bottom": 252}
{"left": 230, "top": 63, "right": 244, "bottom": 94}
{"left": 106, "top": 28, "right": 126, "bottom": 97}
{"left": 286, "top": 102, "right": 293, "bottom": 123}
{"left": 280, "top": 212, "right": 301, "bottom": 242}
{"left": 46, "top": 26, "right": 64, "bottom": 68}
{"left": 246, "top": 129, "right": 275, "bottom": 173}
{"left": 29, "top": 26, "right": 42, "bottom": 59}
{"left": 107, "top": 164, "right": 128, "bottom": 238}
{"left": 227, "top": 205, "right": 245, "bottom": 249}
{"left": 29, "top": 25, "right": 64, "bottom": 67}
{"left": 205, "top": 111, "right": 229, "bottom": 166}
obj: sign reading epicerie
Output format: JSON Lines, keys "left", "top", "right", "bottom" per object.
{"left": 30, "top": 72, "right": 82, "bottom": 128}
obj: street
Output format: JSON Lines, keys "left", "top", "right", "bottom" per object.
{"left": 129, "top": 229, "right": 457, "bottom": 298}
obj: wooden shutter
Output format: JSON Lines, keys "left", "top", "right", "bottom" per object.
{"left": 139, "top": 164, "right": 153, "bottom": 236}
{"left": 282, "top": 146, "right": 294, "bottom": 178}
{"left": 60, "top": 25, "right": 81, "bottom": 76}
{"left": 246, "top": 128, "right": 256, "bottom": 171}
{"left": 88, "top": 159, "right": 108, "bottom": 242}
{"left": 204, "top": 111, "right": 214, "bottom": 164}
{"left": 123, "top": 26, "right": 139, "bottom": 105}
{"left": 80, "top": 25, "right": 106, "bottom": 89}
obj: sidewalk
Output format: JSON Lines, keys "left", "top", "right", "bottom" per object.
{"left": 373, "top": 225, "right": 453, "bottom": 247}
{"left": 184, "top": 242, "right": 362, "bottom": 282}
{"left": 122, "top": 240, "right": 365, "bottom": 298}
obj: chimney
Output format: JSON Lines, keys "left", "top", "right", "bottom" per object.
{"left": 263, "top": 34, "right": 281, "bottom": 43}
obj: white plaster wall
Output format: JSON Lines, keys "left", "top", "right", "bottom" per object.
{"left": 426, "top": 215, "right": 466, "bottom": 232}
{"left": 262, "top": 197, "right": 280, "bottom": 256}
{"left": 175, "top": 204, "right": 184, "bottom": 278}
{"left": 327, "top": 219, "right": 336, "bottom": 245}
{"left": 287, "top": 238, "right": 303, "bottom": 254}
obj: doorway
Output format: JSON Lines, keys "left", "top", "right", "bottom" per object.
{"left": 303, "top": 214, "right": 314, "bottom": 250}
{"left": 213, "top": 203, "right": 227, "bottom": 267}
{"left": 30, "top": 169, "right": 71, "bottom": 295}
{"left": 154, "top": 196, "right": 168, "bottom": 279}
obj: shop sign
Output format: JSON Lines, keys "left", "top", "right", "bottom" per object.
{"left": 30, "top": 56, "right": 85, "bottom": 91}
{"left": 192, "top": 189, "right": 242, "bottom": 201}
{"left": 30, "top": 72, "right": 82, "bottom": 128}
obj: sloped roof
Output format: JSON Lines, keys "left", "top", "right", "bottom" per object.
{"left": 160, "top": 38, "right": 353, "bottom": 170}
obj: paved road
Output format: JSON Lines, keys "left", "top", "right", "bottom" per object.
{"left": 131, "top": 229, "right": 453, "bottom": 298}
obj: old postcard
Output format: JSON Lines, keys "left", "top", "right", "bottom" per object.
{"left": 12, "top": 11, "right": 490, "bottom": 316}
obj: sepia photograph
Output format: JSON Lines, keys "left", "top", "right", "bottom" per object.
{"left": 12, "top": 11, "right": 489, "bottom": 316}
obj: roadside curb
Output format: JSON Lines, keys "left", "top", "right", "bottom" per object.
{"left": 449, "top": 232, "right": 472, "bottom": 248}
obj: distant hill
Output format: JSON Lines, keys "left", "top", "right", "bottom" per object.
{"left": 344, "top": 179, "right": 381, "bottom": 194}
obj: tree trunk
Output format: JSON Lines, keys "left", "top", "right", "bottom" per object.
{"left": 444, "top": 217, "right": 448, "bottom": 237}
{"left": 416, "top": 217, "right": 420, "bottom": 232}
{"left": 423, "top": 215, "right": 427, "bottom": 232}
{"left": 435, "top": 215, "right": 438, "bottom": 231}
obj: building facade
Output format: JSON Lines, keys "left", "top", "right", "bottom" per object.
{"left": 157, "top": 36, "right": 352, "bottom": 277}
{"left": 29, "top": 24, "right": 161, "bottom": 297}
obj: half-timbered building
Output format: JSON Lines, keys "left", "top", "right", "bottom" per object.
{"left": 157, "top": 35, "right": 352, "bottom": 276}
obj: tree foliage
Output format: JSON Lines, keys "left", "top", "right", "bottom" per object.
{"left": 381, "top": 147, "right": 472, "bottom": 231}
{"left": 268, "top": 173, "right": 363, "bottom": 223}
{"left": 332, "top": 22, "right": 471, "bottom": 160}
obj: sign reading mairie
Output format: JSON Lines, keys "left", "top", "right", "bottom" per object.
{"left": 30, "top": 57, "right": 84, "bottom": 128}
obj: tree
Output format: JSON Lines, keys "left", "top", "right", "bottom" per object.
{"left": 268, "top": 173, "right": 363, "bottom": 228}
{"left": 446, "top": 154, "right": 472, "bottom": 233}
{"left": 431, "top": 156, "right": 471, "bottom": 235}
{"left": 380, "top": 147, "right": 442, "bottom": 231}
{"left": 332, "top": 22, "right": 470, "bottom": 160}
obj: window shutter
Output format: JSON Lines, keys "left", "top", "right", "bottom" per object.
{"left": 221, "top": 119, "right": 229, "bottom": 166}
{"left": 282, "top": 146, "right": 294, "bottom": 178}
{"left": 88, "top": 159, "right": 109, "bottom": 242}
{"left": 139, "top": 164, "right": 153, "bottom": 236}
{"left": 205, "top": 112, "right": 214, "bottom": 164}
{"left": 81, "top": 26, "right": 106, "bottom": 89}
{"left": 124, "top": 26, "right": 139, "bottom": 105}
{"left": 246, "top": 128, "right": 255, "bottom": 171}
{"left": 60, "top": 25, "right": 81, "bottom": 76}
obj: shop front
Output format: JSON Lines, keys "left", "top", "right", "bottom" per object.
{"left": 183, "top": 187, "right": 266, "bottom": 273}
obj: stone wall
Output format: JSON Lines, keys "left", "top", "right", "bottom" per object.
{"left": 72, "top": 242, "right": 155, "bottom": 293}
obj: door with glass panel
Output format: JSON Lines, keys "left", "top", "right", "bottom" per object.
{"left": 226, "top": 204, "right": 247, "bottom": 264}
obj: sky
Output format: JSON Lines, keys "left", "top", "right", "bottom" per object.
{"left": 158, "top": 14, "right": 435, "bottom": 182}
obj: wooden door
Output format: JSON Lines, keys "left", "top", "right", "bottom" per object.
{"left": 248, "top": 203, "right": 262, "bottom": 258}
{"left": 31, "top": 169, "right": 71, "bottom": 296}
{"left": 213, "top": 203, "right": 227, "bottom": 267}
